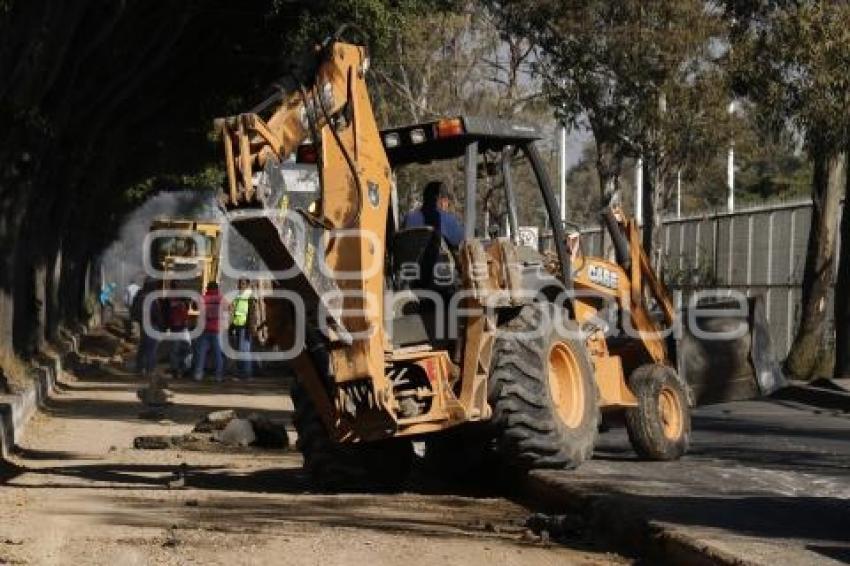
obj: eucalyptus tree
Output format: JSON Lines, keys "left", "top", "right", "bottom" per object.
{"left": 726, "top": 0, "right": 850, "bottom": 379}
{"left": 485, "top": 0, "right": 730, "bottom": 266}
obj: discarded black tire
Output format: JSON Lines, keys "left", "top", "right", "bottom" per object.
{"left": 291, "top": 380, "right": 413, "bottom": 492}
{"left": 624, "top": 364, "right": 691, "bottom": 461}
{"left": 488, "top": 303, "right": 598, "bottom": 470}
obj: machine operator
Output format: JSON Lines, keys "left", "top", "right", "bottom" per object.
{"left": 401, "top": 181, "right": 464, "bottom": 248}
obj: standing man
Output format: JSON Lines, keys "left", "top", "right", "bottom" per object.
{"left": 229, "top": 279, "right": 254, "bottom": 380}
{"left": 99, "top": 282, "right": 117, "bottom": 324}
{"left": 167, "top": 281, "right": 192, "bottom": 380}
{"left": 124, "top": 279, "right": 141, "bottom": 310}
{"left": 123, "top": 278, "right": 141, "bottom": 338}
{"left": 193, "top": 281, "right": 224, "bottom": 382}
{"left": 134, "top": 280, "right": 173, "bottom": 408}
{"left": 134, "top": 278, "right": 163, "bottom": 377}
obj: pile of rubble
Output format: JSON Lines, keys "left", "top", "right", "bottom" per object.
{"left": 133, "top": 409, "right": 290, "bottom": 450}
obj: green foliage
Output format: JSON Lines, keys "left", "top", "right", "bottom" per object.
{"left": 727, "top": 1, "right": 850, "bottom": 155}
{"left": 124, "top": 166, "right": 222, "bottom": 208}
{"left": 487, "top": 0, "right": 731, "bottom": 188}
{"left": 365, "top": 3, "right": 558, "bottom": 223}
{"left": 272, "top": 0, "right": 454, "bottom": 56}
{"left": 485, "top": 0, "right": 822, "bottom": 222}
{"left": 565, "top": 118, "right": 811, "bottom": 220}
{"left": 675, "top": 109, "right": 811, "bottom": 212}
{"left": 362, "top": 4, "right": 546, "bottom": 127}
{"left": 662, "top": 245, "right": 719, "bottom": 291}
{"left": 562, "top": 144, "right": 603, "bottom": 225}
{"left": 99, "top": 1, "right": 464, "bottom": 243}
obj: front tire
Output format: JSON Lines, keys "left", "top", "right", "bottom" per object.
{"left": 488, "top": 303, "right": 598, "bottom": 470}
{"left": 624, "top": 364, "right": 691, "bottom": 461}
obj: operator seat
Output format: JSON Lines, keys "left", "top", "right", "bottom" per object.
{"left": 391, "top": 226, "right": 457, "bottom": 294}
{"left": 388, "top": 226, "right": 457, "bottom": 349}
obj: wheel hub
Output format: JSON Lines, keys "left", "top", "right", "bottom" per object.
{"left": 659, "top": 386, "right": 683, "bottom": 440}
{"left": 548, "top": 342, "right": 585, "bottom": 428}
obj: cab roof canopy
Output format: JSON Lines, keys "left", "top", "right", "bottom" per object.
{"left": 380, "top": 116, "right": 541, "bottom": 166}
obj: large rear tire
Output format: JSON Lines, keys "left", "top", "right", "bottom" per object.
{"left": 291, "top": 381, "right": 413, "bottom": 492}
{"left": 624, "top": 364, "right": 691, "bottom": 461}
{"left": 488, "top": 303, "right": 598, "bottom": 470}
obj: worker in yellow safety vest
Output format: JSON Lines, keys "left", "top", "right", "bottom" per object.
{"left": 229, "top": 279, "right": 254, "bottom": 379}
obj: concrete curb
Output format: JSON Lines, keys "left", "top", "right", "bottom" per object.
{"left": 521, "top": 471, "right": 757, "bottom": 566}
{"left": 0, "top": 339, "right": 77, "bottom": 461}
{"left": 770, "top": 383, "right": 850, "bottom": 412}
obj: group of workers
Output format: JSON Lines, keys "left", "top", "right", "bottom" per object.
{"left": 119, "top": 180, "right": 459, "bottom": 384}
{"left": 127, "top": 278, "right": 255, "bottom": 382}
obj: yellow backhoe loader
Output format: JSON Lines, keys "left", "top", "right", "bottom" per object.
{"left": 147, "top": 218, "right": 221, "bottom": 295}
{"left": 214, "top": 30, "right": 782, "bottom": 489}
{"left": 146, "top": 218, "right": 270, "bottom": 341}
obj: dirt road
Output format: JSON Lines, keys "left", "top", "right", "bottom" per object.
{"left": 0, "top": 335, "right": 625, "bottom": 566}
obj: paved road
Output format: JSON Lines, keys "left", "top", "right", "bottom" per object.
{"left": 537, "top": 398, "right": 850, "bottom": 565}
{"left": 0, "top": 334, "right": 623, "bottom": 566}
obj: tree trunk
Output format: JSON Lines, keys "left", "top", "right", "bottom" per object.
{"left": 0, "top": 289, "right": 12, "bottom": 354}
{"left": 58, "top": 240, "right": 83, "bottom": 327}
{"left": 0, "top": 246, "right": 16, "bottom": 354}
{"left": 16, "top": 200, "right": 54, "bottom": 356}
{"left": 649, "top": 163, "right": 666, "bottom": 274}
{"left": 833, "top": 166, "right": 850, "bottom": 380}
{"left": 12, "top": 239, "right": 36, "bottom": 358}
{"left": 0, "top": 196, "right": 27, "bottom": 353}
{"left": 45, "top": 240, "right": 62, "bottom": 343}
{"left": 32, "top": 259, "right": 47, "bottom": 354}
{"left": 640, "top": 156, "right": 669, "bottom": 277}
{"left": 596, "top": 144, "right": 618, "bottom": 259}
{"left": 785, "top": 150, "right": 845, "bottom": 380}
{"left": 641, "top": 159, "right": 653, "bottom": 255}
{"left": 597, "top": 173, "right": 615, "bottom": 258}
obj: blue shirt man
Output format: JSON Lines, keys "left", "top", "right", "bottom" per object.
{"left": 402, "top": 181, "right": 464, "bottom": 248}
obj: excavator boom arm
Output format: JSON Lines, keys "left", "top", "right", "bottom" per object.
{"left": 214, "top": 41, "right": 396, "bottom": 440}
{"left": 215, "top": 42, "right": 369, "bottom": 208}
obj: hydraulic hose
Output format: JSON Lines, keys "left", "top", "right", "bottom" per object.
{"left": 316, "top": 66, "right": 363, "bottom": 230}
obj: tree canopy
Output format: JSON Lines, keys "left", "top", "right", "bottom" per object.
{"left": 1, "top": 0, "right": 848, "bottom": 382}
{"left": 722, "top": 0, "right": 850, "bottom": 379}
{"left": 0, "top": 0, "right": 448, "bottom": 357}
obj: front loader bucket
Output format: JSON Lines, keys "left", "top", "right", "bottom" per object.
{"left": 676, "top": 296, "right": 785, "bottom": 406}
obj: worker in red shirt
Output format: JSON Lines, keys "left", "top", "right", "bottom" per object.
{"left": 193, "top": 282, "right": 224, "bottom": 382}
{"left": 167, "top": 280, "right": 192, "bottom": 380}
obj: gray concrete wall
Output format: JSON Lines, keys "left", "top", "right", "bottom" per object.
{"left": 543, "top": 199, "right": 842, "bottom": 358}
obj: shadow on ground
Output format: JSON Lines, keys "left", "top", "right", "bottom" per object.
{"left": 6, "top": 324, "right": 848, "bottom": 560}
{"left": 605, "top": 488, "right": 849, "bottom": 545}
{"left": 41, "top": 382, "right": 293, "bottom": 427}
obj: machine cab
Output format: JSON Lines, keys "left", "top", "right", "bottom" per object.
{"left": 378, "top": 116, "right": 572, "bottom": 304}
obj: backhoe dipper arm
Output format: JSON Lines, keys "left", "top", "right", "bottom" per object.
{"left": 214, "top": 41, "right": 370, "bottom": 209}
{"left": 214, "top": 40, "right": 396, "bottom": 440}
